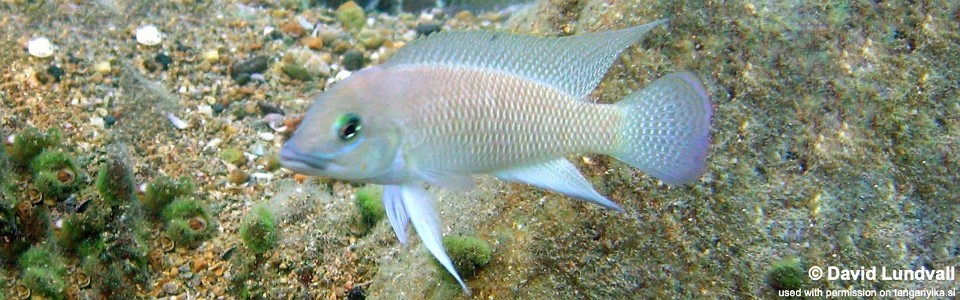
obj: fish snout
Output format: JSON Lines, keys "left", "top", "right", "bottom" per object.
{"left": 279, "top": 142, "right": 329, "bottom": 172}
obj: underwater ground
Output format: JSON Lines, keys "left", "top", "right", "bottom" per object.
{"left": 1, "top": 0, "right": 958, "bottom": 299}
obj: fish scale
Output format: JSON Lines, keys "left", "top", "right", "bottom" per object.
{"left": 402, "top": 66, "right": 621, "bottom": 174}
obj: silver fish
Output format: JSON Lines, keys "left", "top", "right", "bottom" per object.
{"left": 280, "top": 19, "right": 711, "bottom": 293}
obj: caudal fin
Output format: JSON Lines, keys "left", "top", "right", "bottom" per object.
{"left": 612, "top": 72, "right": 711, "bottom": 185}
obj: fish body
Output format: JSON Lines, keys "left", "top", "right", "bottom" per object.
{"left": 280, "top": 19, "right": 711, "bottom": 293}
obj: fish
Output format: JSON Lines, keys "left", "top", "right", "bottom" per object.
{"left": 280, "top": 19, "right": 712, "bottom": 293}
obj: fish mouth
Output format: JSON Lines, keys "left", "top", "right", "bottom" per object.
{"left": 279, "top": 143, "right": 329, "bottom": 174}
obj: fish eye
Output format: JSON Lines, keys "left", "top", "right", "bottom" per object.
{"left": 335, "top": 113, "right": 362, "bottom": 141}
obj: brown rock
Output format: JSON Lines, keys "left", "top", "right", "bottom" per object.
{"left": 281, "top": 20, "right": 306, "bottom": 37}
{"left": 302, "top": 37, "right": 323, "bottom": 50}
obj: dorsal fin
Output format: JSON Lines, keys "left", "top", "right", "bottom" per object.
{"left": 385, "top": 19, "right": 668, "bottom": 99}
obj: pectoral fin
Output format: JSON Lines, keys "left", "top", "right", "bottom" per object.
{"left": 385, "top": 183, "right": 470, "bottom": 294}
{"left": 494, "top": 159, "right": 623, "bottom": 211}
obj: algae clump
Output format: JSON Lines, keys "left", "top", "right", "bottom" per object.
{"left": 240, "top": 204, "right": 279, "bottom": 255}
{"left": 336, "top": 1, "right": 365, "bottom": 31}
{"left": 18, "top": 244, "right": 67, "bottom": 299}
{"left": 162, "top": 197, "right": 215, "bottom": 248}
{"left": 142, "top": 175, "right": 194, "bottom": 217}
{"left": 354, "top": 185, "right": 385, "bottom": 233}
{"left": 7, "top": 127, "right": 61, "bottom": 165}
{"left": 30, "top": 149, "right": 81, "bottom": 200}
{"left": 437, "top": 235, "right": 492, "bottom": 280}
{"left": 766, "top": 257, "right": 805, "bottom": 291}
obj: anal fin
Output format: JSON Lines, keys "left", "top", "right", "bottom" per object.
{"left": 494, "top": 159, "right": 623, "bottom": 211}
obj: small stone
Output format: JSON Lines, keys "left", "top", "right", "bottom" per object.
{"left": 234, "top": 73, "right": 251, "bottom": 85}
{"left": 357, "top": 29, "right": 384, "bottom": 49}
{"left": 202, "top": 49, "right": 220, "bottom": 62}
{"left": 258, "top": 132, "right": 275, "bottom": 141}
{"left": 136, "top": 25, "right": 163, "bottom": 46}
{"left": 415, "top": 22, "right": 442, "bottom": 36}
{"left": 281, "top": 63, "right": 311, "bottom": 81}
{"left": 231, "top": 56, "right": 270, "bottom": 79}
{"left": 228, "top": 168, "right": 249, "bottom": 185}
{"left": 46, "top": 65, "right": 64, "bottom": 82}
{"left": 155, "top": 53, "right": 173, "bottom": 70}
{"left": 27, "top": 37, "right": 54, "bottom": 58}
{"left": 342, "top": 49, "right": 364, "bottom": 71}
{"left": 93, "top": 61, "right": 111, "bottom": 74}
{"left": 162, "top": 281, "right": 179, "bottom": 295}
{"left": 336, "top": 1, "right": 365, "bottom": 31}
{"left": 281, "top": 19, "right": 306, "bottom": 37}
{"left": 454, "top": 10, "right": 476, "bottom": 22}
{"left": 302, "top": 37, "right": 324, "bottom": 50}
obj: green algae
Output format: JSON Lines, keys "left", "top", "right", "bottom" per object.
{"left": 163, "top": 197, "right": 215, "bottom": 248}
{"left": 439, "top": 235, "right": 491, "bottom": 280}
{"left": 354, "top": 185, "right": 384, "bottom": 233}
{"left": 141, "top": 175, "right": 195, "bottom": 217}
{"left": 240, "top": 204, "right": 279, "bottom": 255}
{"left": 7, "top": 127, "right": 61, "bottom": 166}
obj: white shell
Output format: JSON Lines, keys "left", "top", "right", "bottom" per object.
{"left": 27, "top": 37, "right": 54, "bottom": 58}
{"left": 166, "top": 112, "right": 189, "bottom": 130}
{"left": 136, "top": 25, "right": 163, "bottom": 46}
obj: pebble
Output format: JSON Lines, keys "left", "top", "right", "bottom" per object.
{"left": 155, "top": 53, "right": 173, "bottom": 70}
{"left": 46, "top": 65, "right": 64, "bottom": 82}
{"left": 136, "top": 25, "right": 163, "bottom": 46}
{"left": 93, "top": 61, "right": 112, "bottom": 74}
{"left": 231, "top": 56, "right": 270, "bottom": 79}
{"left": 27, "top": 37, "right": 55, "bottom": 58}
{"left": 166, "top": 113, "right": 189, "bottom": 130}
{"left": 281, "top": 19, "right": 306, "bottom": 37}
{"left": 357, "top": 29, "right": 385, "bottom": 49}
{"left": 415, "top": 22, "right": 442, "bottom": 36}
{"left": 342, "top": 49, "right": 364, "bottom": 71}
{"left": 258, "top": 132, "right": 276, "bottom": 141}
{"left": 281, "top": 63, "right": 311, "bottom": 81}
{"left": 302, "top": 36, "right": 324, "bottom": 50}
{"left": 336, "top": 1, "right": 365, "bottom": 30}
{"left": 162, "top": 281, "right": 179, "bottom": 295}
{"left": 202, "top": 49, "right": 220, "bottom": 62}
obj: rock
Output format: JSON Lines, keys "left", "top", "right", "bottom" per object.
{"left": 357, "top": 29, "right": 385, "bottom": 49}
{"left": 302, "top": 36, "right": 324, "bottom": 50}
{"left": 162, "top": 281, "right": 179, "bottom": 295}
{"left": 27, "top": 37, "right": 54, "bottom": 58}
{"left": 342, "top": 49, "right": 364, "bottom": 71}
{"left": 231, "top": 56, "right": 270, "bottom": 79}
{"left": 281, "top": 19, "right": 306, "bottom": 37}
{"left": 282, "top": 63, "right": 311, "bottom": 81}
{"left": 415, "top": 22, "right": 442, "bottom": 36}
{"left": 46, "top": 65, "right": 64, "bottom": 82}
{"left": 336, "top": 1, "right": 365, "bottom": 31}
{"left": 155, "top": 53, "right": 173, "bottom": 70}
{"left": 136, "top": 25, "right": 163, "bottom": 46}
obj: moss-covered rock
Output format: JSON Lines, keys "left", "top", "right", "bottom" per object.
{"left": 142, "top": 175, "right": 194, "bottom": 217}
{"left": 18, "top": 244, "right": 67, "bottom": 299}
{"left": 355, "top": 185, "right": 384, "bottom": 233}
{"left": 30, "top": 149, "right": 80, "bottom": 200}
{"left": 438, "top": 235, "right": 491, "bottom": 280}
{"left": 240, "top": 204, "right": 278, "bottom": 255}
{"left": 95, "top": 153, "right": 137, "bottom": 208}
{"left": 7, "top": 127, "right": 61, "bottom": 166}
{"left": 766, "top": 258, "right": 805, "bottom": 291}
{"left": 162, "top": 197, "right": 215, "bottom": 248}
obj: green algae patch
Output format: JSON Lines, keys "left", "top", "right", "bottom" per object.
{"left": 240, "top": 204, "right": 279, "bottom": 256}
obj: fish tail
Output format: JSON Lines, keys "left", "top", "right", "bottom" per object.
{"left": 611, "top": 72, "right": 712, "bottom": 184}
